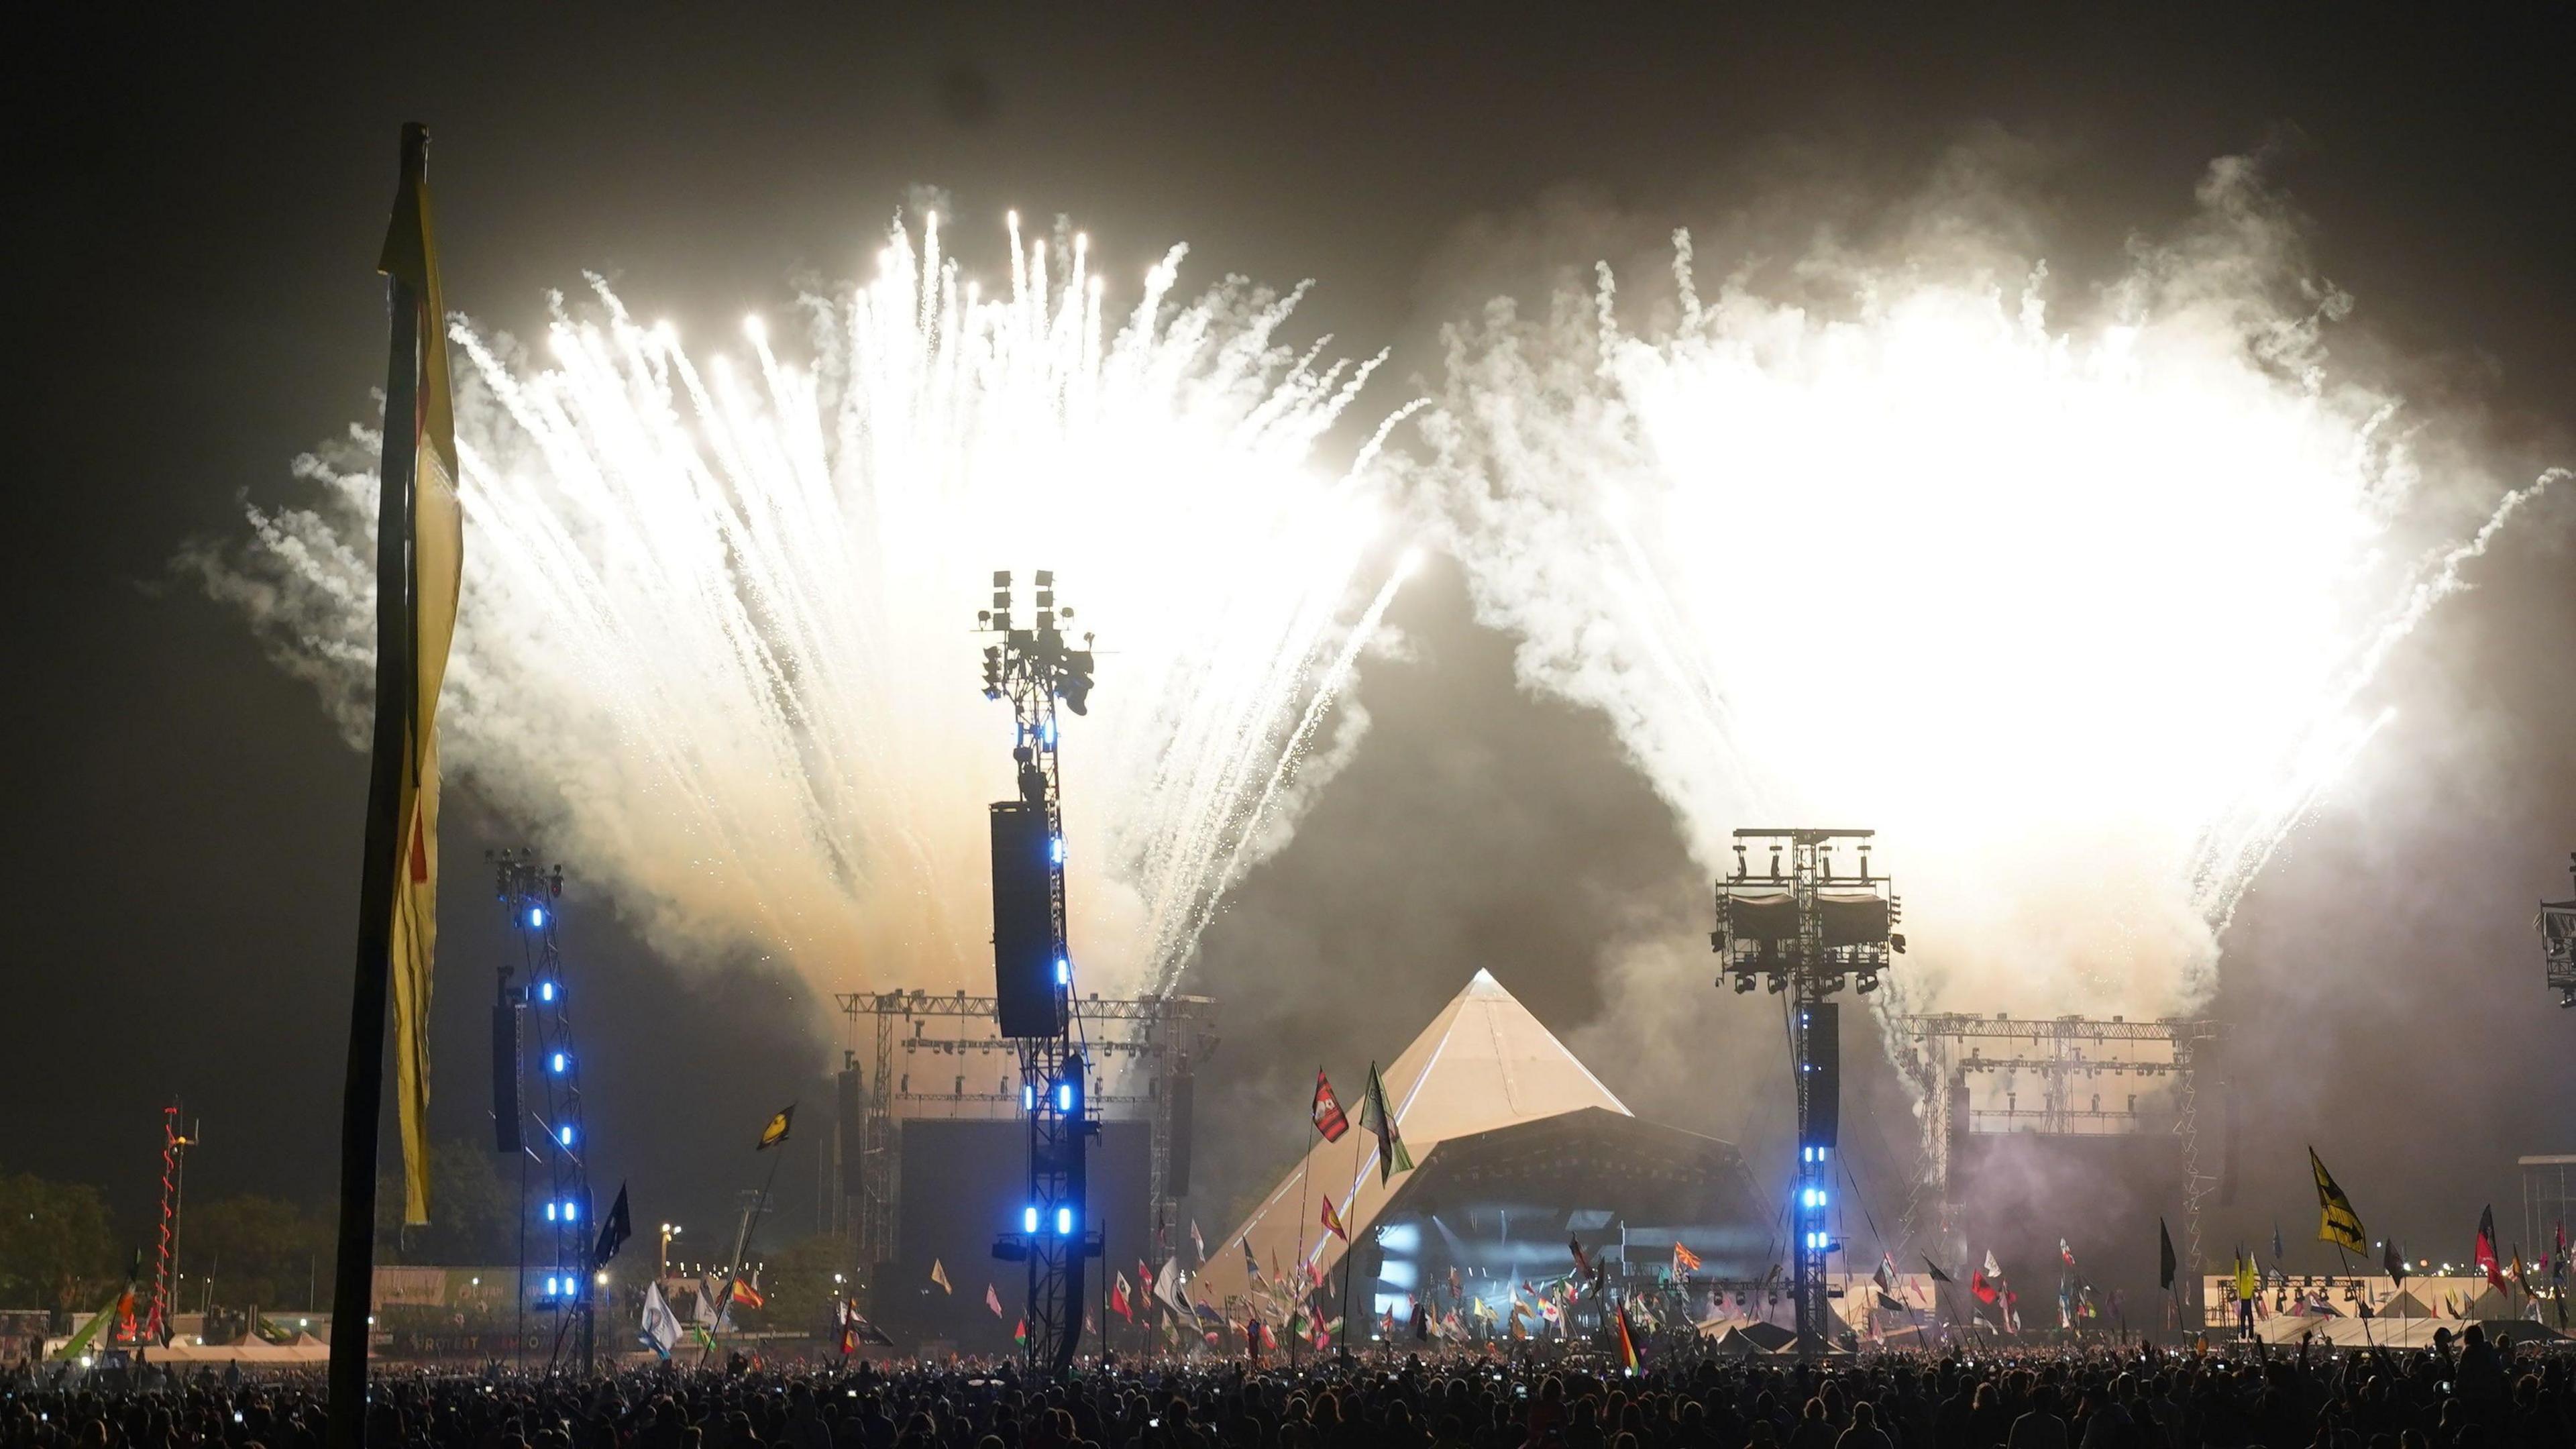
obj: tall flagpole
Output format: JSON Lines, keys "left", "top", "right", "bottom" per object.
{"left": 327, "top": 122, "right": 427, "bottom": 1449}
{"left": 1291, "top": 1082, "right": 1311, "bottom": 1368}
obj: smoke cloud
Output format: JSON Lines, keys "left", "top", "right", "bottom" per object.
{"left": 1407, "top": 145, "right": 2559, "bottom": 1046}
{"left": 189, "top": 213, "right": 1414, "bottom": 1004}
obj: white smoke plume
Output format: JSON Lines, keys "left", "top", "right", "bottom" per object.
{"left": 1415, "top": 150, "right": 2560, "bottom": 1029}
{"left": 191, "top": 211, "right": 1415, "bottom": 1000}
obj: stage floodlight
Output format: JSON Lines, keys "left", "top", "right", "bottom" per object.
{"left": 558, "top": 1124, "right": 574, "bottom": 1146}
{"left": 1055, "top": 956, "right": 1070, "bottom": 985}
{"left": 550, "top": 1051, "right": 568, "bottom": 1074}
{"left": 1024, "top": 1205, "right": 1040, "bottom": 1233}
{"left": 545, "top": 1201, "right": 559, "bottom": 1222}
{"left": 1057, "top": 1205, "right": 1074, "bottom": 1236}
{"left": 538, "top": 980, "right": 556, "bottom": 1003}
{"left": 1021, "top": 1083, "right": 1036, "bottom": 1112}
{"left": 1056, "top": 1081, "right": 1073, "bottom": 1112}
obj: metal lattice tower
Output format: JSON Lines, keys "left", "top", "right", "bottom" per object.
{"left": 2540, "top": 853, "right": 2576, "bottom": 1008}
{"left": 144, "top": 1104, "right": 195, "bottom": 1346}
{"left": 1888, "top": 1014, "right": 2224, "bottom": 1283}
{"left": 494, "top": 851, "right": 596, "bottom": 1373}
{"left": 1712, "top": 828, "right": 1900, "bottom": 1358}
{"left": 977, "top": 569, "right": 1102, "bottom": 1373}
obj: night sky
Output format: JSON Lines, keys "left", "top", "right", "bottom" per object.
{"left": 9, "top": 5, "right": 2573, "bottom": 1285}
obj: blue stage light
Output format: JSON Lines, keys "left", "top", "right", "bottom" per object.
{"left": 563, "top": 1199, "right": 579, "bottom": 1222}
{"left": 1056, "top": 1081, "right": 1073, "bottom": 1112}
{"left": 1024, "top": 1205, "right": 1040, "bottom": 1233}
{"left": 1057, "top": 1205, "right": 1074, "bottom": 1235}
{"left": 538, "top": 981, "right": 556, "bottom": 1003}
{"left": 545, "top": 1202, "right": 559, "bottom": 1222}
{"left": 1055, "top": 957, "right": 1070, "bottom": 985}
{"left": 1051, "top": 837, "right": 1065, "bottom": 865}
{"left": 558, "top": 1124, "right": 574, "bottom": 1146}
{"left": 529, "top": 907, "right": 545, "bottom": 929}
{"left": 551, "top": 1052, "right": 568, "bottom": 1073}
{"left": 1021, "top": 1083, "right": 1036, "bottom": 1112}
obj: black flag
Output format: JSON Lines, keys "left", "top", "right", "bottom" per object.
{"left": 2158, "top": 1218, "right": 2178, "bottom": 1291}
{"left": 2383, "top": 1238, "right": 2407, "bottom": 1285}
{"left": 592, "top": 1182, "right": 632, "bottom": 1269}
{"left": 1923, "top": 1256, "right": 1953, "bottom": 1284}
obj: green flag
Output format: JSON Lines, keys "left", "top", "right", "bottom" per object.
{"left": 1358, "top": 1062, "right": 1413, "bottom": 1183}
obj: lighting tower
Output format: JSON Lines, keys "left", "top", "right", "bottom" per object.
{"left": 494, "top": 851, "right": 596, "bottom": 1373}
{"left": 2541, "top": 853, "right": 2575, "bottom": 1009}
{"left": 977, "top": 569, "right": 1104, "bottom": 1375}
{"left": 1711, "top": 828, "right": 1902, "bottom": 1358}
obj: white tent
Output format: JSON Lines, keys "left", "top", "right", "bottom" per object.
{"left": 1191, "top": 970, "right": 1631, "bottom": 1308}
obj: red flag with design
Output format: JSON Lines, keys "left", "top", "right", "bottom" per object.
{"left": 1322, "top": 1193, "right": 1348, "bottom": 1242}
{"left": 2476, "top": 1205, "right": 2504, "bottom": 1288}
{"left": 1112, "top": 1272, "right": 1133, "bottom": 1321}
{"left": 1312, "top": 1069, "right": 1350, "bottom": 1142}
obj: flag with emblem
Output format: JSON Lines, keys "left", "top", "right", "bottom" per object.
{"left": 1322, "top": 1193, "right": 1348, "bottom": 1242}
{"left": 1311, "top": 1069, "right": 1350, "bottom": 1142}
{"left": 2309, "top": 1147, "right": 2367, "bottom": 1254}
{"left": 757, "top": 1106, "right": 794, "bottom": 1150}
{"left": 1358, "top": 1062, "right": 1413, "bottom": 1182}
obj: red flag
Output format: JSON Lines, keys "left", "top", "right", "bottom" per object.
{"left": 1673, "top": 1242, "right": 1703, "bottom": 1274}
{"left": 1311, "top": 1070, "right": 1350, "bottom": 1142}
{"left": 1322, "top": 1193, "right": 1348, "bottom": 1241}
{"left": 2477, "top": 1205, "right": 2504, "bottom": 1288}
{"left": 1970, "top": 1269, "right": 2000, "bottom": 1306}
{"left": 1112, "top": 1272, "right": 1133, "bottom": 1321}
{"left": 1614, "top": 1307, "right": 1640, "bottom": 1371}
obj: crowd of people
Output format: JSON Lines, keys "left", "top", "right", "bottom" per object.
{"left": 3, "top": 1328, "right": 2571, "bottom": 1449}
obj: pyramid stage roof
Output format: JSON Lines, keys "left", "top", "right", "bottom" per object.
{"left": 1191, "top": 970, "right": 1765, "bottom": 1311}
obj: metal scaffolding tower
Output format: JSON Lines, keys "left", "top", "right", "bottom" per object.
{"left": 1712, "top": 828, "right": 1901, "bottom": 1358}
{"left": 492, "top": 851, "right": 597, "bottom": 1373}
{"left": 1888, "top": 1013, "right": 2224, "bottom": 1282}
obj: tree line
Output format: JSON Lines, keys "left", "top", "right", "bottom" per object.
{"left": 0, "top": 1140, "right": 530, "bottom": 1317}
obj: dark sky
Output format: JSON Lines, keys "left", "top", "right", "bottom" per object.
{"left": 8, "top": 5, "right": 2574, "bottom": 1283}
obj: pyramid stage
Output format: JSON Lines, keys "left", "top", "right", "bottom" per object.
{"left": 1193, "top": 971, "right": 1769, "bottom": 1329}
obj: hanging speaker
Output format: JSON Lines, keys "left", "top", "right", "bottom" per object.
{"left": 1800, "top": 1002, "right": 1840, "bottom": 1150}
{"left": 989, "top": 801, "right": 1063, "bottom": 1038}
{"left": 837, "top": 1067, "right": 866, "bottom": 1197}
{"left": 490, "top": 1002, "right": 522, "bottom": 1155}
{"left": 1167, "top": 1065, "right": 1195, "bottom": 1197}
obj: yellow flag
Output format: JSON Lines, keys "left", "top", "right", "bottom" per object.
{"left": 757, "top": 1105, "right": 796, "bottom": 1150}
{"left": 2309, "top": 1146, "right": 2367, "bottom": 1255}
{"left": 2234, "top": 1251, "right": 2258, "bottom": 1301}
{"left": 378, "top": 125, "right": 463, "bottom": 1228}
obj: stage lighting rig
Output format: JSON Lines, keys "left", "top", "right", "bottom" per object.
{"left": 975, "top": 572, "right": 1104, "bottom": 1375}
{"left": 2541, "top": 853, "right": 2576, "bottom": 1009}
{"left": 1711, "top": 828, "right": 1898, "bottom": 1359}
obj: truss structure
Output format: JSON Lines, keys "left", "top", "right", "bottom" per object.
{"left": 1890, "top": 1013, "right": 2223, "bottom": 1277}
{"left": 834, "top": 989, "right": 1217, "bottom": 1323}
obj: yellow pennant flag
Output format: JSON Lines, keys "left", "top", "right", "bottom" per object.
{"left": 757, "top": 1105, "right": 796, "bottom": 1150}
{"left": 378, "top": 125, "right": 463, "bottom": 1228}
{"left": 2309, "top": 1146, "right": 2367, "bottom": 1256}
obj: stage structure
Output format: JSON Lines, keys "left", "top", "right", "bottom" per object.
{"left": 833, "top": 989, "right": 1216, "bottom": 1311}
{"left": 977, "top": 570, "right": 1105, "bottom": 1374}
{"left": 2540, "top": 853, "right": 2575, "bottom": 1008}
{"left": 1888, "top": 1014, "right": 2222, "bottom": 1283}
{"left": 1711, "top": 828, "right": 1901, "bottom": 1358}
{"left": 490, "top": 851, "right": 596, "bottom": 1373}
